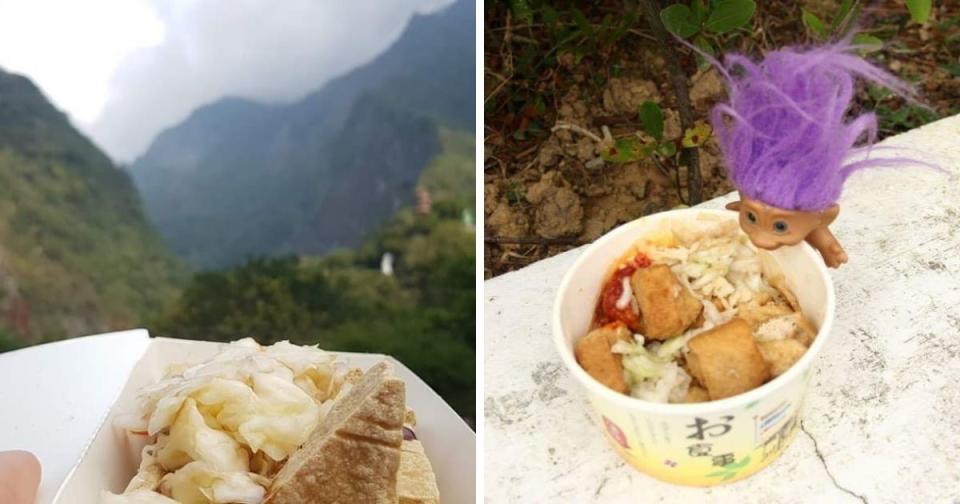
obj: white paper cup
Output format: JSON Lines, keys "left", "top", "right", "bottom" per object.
{"left": 553, "top": 208, "right": 834, "bottom": 486}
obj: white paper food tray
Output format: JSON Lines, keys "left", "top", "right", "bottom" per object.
{"left": 53, "top": 337, "right": 475, "bottom": 503}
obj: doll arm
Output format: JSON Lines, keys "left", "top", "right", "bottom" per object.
{"left": 805, "top": 226, "right": 847, "bottom": 268}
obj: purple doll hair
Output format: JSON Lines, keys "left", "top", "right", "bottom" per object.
{"left": 710, "top": 41, "right": 918, "bottom": 211}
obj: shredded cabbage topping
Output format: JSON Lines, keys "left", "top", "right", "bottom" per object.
{"left": 103, "top": 339, "right": 341, "bottom": 504}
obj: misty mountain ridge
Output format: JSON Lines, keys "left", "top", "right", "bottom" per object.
{"left": 0, "top": 67, "right": 184, "bottom": 346}
{"left": 132, "top": 0, "right": 474, "bottom": 269}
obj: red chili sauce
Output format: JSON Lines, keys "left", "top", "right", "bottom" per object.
{"left": 592, "top": 252, "right": 651, "bottom": 332}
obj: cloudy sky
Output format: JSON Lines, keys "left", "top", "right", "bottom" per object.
{"left": 0, "top": 0, "right": 453, "bottom": 162}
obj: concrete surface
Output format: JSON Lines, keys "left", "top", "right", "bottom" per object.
{"left": 484, "top": 114, "right": 960, "bottom": 503}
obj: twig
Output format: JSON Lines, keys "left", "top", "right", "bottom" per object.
{"left": 627, "top": 28, "right": 658, "bottom": 43}
{"left": 636, "top": 0, "right": 703, "bottom": 204}
{"left": 486, "top": 236, "right": 584, "bottom": 245}
{"left": 551, "top": 122, "right": 604, "bottom": 143}
{"left": 503, "top": 9, "right": 514, "bottom": 74}
{"left": 485, "top": 76, "right": 512, "bottom": 105}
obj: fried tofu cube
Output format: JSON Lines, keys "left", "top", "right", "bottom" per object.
{"left": 686, "top": 318, "right": 770, "bottom": 400}
{"left": 575, "top": 323, "right": 632, "bottom": 393}
{"left": 755, "top": 313, "right": 818, "bottom": 347}
{"left": 758, "top": 339, "right": 808, "bottom": 377}
{"left": 630, "top": 265, "right": 702, "bottom": 340}
{"left": 769, "top": 275, "right": 801, "bottom": 312}
{"left": 684, "top": 385, "right": 710, "bottom": 403}
{"left": 737, "top": 299, "right": 793, "bottom": 331}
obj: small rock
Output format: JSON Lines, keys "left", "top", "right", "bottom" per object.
{"left": 526, "top": 172, "right": 560, "bottom": 205}
{"left": 690, "top": 68, "right": 725, "bottom": 110}
{"left": 602, "top": 77, "right": 660, "bottom": 115}
{"left": 538, "top": 139, "right": 563, "bottom": 168}
{"left": 535, "top": 187, "right": 584, "bottom": 238}
{"left": 580, "top": 193, "right": 643, "bottom": 241}
{"left": 487, "top": 199, "right": 530, "bottom": 238}
{"left": 575, "top": 137, "right": 596, "bottom": 162}
{"left": 585, "top": 158, "right": 605, "bottom": 170}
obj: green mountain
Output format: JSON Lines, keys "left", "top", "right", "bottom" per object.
{"left": 131, "top": 0, "right": 475, "bottom": 270}
{"left": 0, "top": 69, "right": 185, "bottom": 349}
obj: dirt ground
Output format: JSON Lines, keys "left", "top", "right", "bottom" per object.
{"left": 483, "top": 1, "right": 960, "bottom": 277}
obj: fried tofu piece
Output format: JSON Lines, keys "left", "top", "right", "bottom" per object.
{"left": 684, "top": 385, "right": 710, "bottom": 403}
{"left": 630, "top": 265, "right": 702, "bottom": 340}
{"left": 758, "top": 339, "right": 808, "bottom": 377}
{"left": 755, "top": 313, "right": 818, "bottom": 347}
{"left": 794, "top": 314, "right": 817, "bottom": 347}
{"left": 769, "top": 275, "right": 801, "bottom": 312}
{"left": 737, "top": 299, "right": 793, "bottom": 331}
{"left": 575, "top": 323, "right": 632, "bottom": 393}
{"left": 686, "top": 318, "right": 770, "bottom": 400}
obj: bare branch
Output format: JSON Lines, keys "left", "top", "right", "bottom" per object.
{"left": 551, "top": 122, "right": 604, "bottom": 144}
{"left": 635, "top": 0, "right": 703, "bottom": 203}
{"left": 485, "top": 236, "right": 584, "bottom": 245}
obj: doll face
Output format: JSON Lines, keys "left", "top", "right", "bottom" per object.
{"left": 728, "top": 196, "right": 832, "bottom": 250}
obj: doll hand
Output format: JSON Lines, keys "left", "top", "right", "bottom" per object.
{"left": 821, "top": 243, "right": 848, "bottom": 268}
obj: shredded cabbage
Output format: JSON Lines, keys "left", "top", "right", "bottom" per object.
{"left": 159, "top": 461, "right": 268, "bottom": 504}
{"left": 111, "top": 339, "right": 341, "bottom": 503}
{"left": 100, "top": 490, "right": 179, "bottom": 504}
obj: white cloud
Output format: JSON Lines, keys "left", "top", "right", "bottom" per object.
{"left": 0, "top": 0, "right": 165, "bottom": 124}
{"left": 0, "top": 0, "right": 454, "bottom": 162}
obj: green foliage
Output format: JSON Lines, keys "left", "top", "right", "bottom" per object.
{"left": 600, "top": 137, "right": 652, "bottom": 164}
{"left": 659, "top": 0, "right": 755, "bottom": 69}
{"left": 510, "top": 0, "right": 534, "bottom": 24}
{"left": 802, "top": 9, "right": 828, "bottom": 39}
{"left": 661, "top": 0, "right": 755, "bottom": 38}
{"left": 486, "top": 1, "right": 640, "bottom": 131}
{"left": 801, "top": 0, "right": 870, "bottom": 47}
{"left": 417, "top": 128, "right": 474, "bottom": 208}
{"left": 0, "top": 70, "right": 186, "bottom": 346}
{"left": 601, "top": 101, "right": 711, "bottom": 166}
{"left": 851, "top": 33, "right": 883, "bottom": 52}
{"left": 905, "top": 0, "right": 932, "bottom": 24}
{"left": 867, "top": 84, "right": 940, "bottom": 134}
{"left": 704, "top": 0, "right": 756, "bottom": 34}
{"left": 660, "top": 4, "right": 701, "bottom": 38}
{"left": 0, "top": 328, "right": 25, "bottom": 352}
{"left": 154, "top": 209, "right": 476, "bottom": 421}
{"left": 637, "top": 101, "right": 664, "bottom": 142}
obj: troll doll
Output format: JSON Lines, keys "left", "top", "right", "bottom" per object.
{"left": 709, "top": 41, "right": 921, "bottom": 267}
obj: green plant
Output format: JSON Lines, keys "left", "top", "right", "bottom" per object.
{"left": 905, "top": 0, "right": 932, "bottom": 24}
{"left": 867, "top": 84, "right": 939, "bottom": 134}
{"left": 600, "top": 101, "right": 711, "bottom": 165}
{"left": 660, "top": 0, "right": 756, "bottom": 67}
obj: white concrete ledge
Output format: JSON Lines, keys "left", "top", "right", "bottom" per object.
{"left": 484, "top": 114, "right": 960, "bottom": 503}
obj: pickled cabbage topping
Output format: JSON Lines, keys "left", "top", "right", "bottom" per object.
{"left": 646, "top": 217, "right": 775, "bottom": 311}
{"left": 103, "top": 339, "right": 341, "bottom": 504}
{"left": 159, "top": 462, "right": 268, "bottom": 504}
{"left": 101, "top": 489, "right": 179, "bottom": 504}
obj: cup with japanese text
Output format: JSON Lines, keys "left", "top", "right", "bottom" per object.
{"left": 553, "top": 208, "right": 835, "bottom": 486}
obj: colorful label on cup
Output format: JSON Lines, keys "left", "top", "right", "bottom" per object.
{"left": 588, "top": 363, "right": 811, "bottom": 486}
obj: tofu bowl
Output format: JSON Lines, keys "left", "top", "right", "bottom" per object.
{"left": 552, "top": 208, "right": 835, "bottom": 486}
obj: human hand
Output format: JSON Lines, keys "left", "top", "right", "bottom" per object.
{"left": 0, "top": 450, "right": 41, "bottom": 504}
